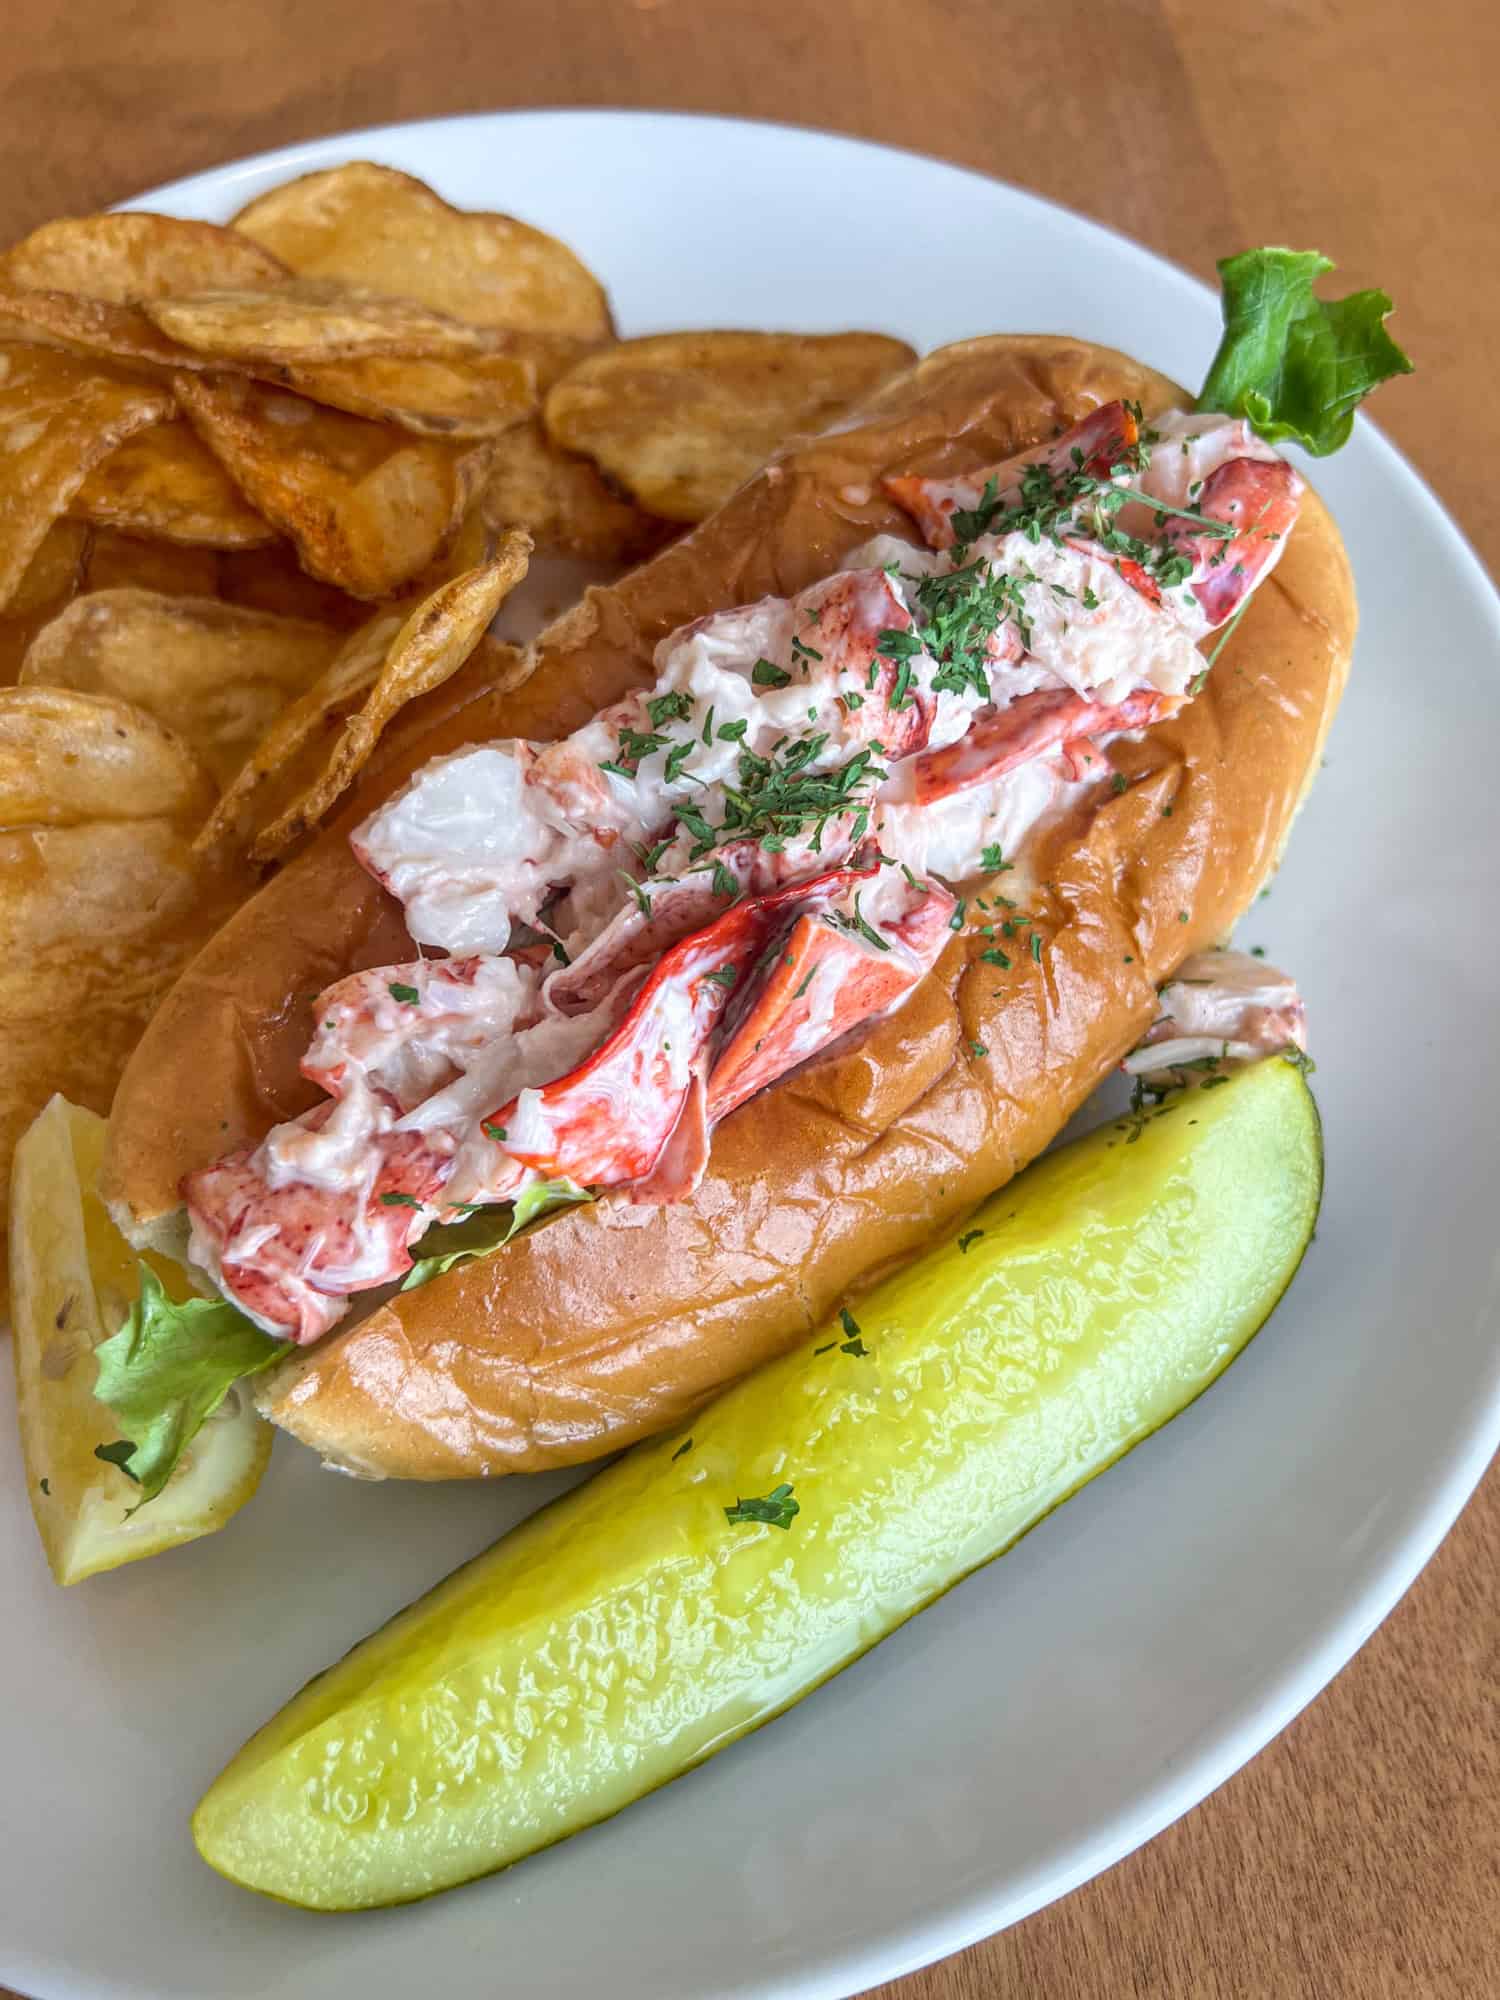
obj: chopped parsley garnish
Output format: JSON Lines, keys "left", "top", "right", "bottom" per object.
{"left": 949, "top": 899, "right": 967, "bottom": 932}
{"left": 633, "top": 836, "right": 672, "bottom": 874}
{"left": 703, "top": 963, "right": 739, "bottom": 989}
{"left": 830, "top": 892, "right": 890, "bottom": 952}
{"left": 616, "top": 725, "right": 670, "bottom": 768}
{"left": 979, "top": 843, "right": 1011, "bottom": 873}
{"left": 482, "top": 1122, "right": 508, "bottom": 1142}
{"left": 1111, "top": 772, "right": 1129, "bottom": 795}
{"left": 969, "top": 1040, "right": 989, "bottom": 1060}
{"left": 379, "top": 1191, "right": 423, "bottom": 1208}
{"left": 668, "top": 738, "right": 886, "bottom": 861}
{"left": 618, "top": 872, "right": 653, "bottom": 917}
{"left": 794, "top": 967, "right": 817, "bottom": 998}
{"left": 980, "top": 946, "right": 1011, "bottom": 968}
{"left": 724, "top": 1482, "right": 800, "bottom": 1530}
{"left": 751, "top": 657, "right": 792, "bottom": 689}
{"left": 647, "top": 690, "right": 693, "bottom": 727}
{"left": 387, "top": 982, "right": 419, "bottom": 1005}
{"left": 710, "top": 859, "right": 739, "bottom": 898}
{"left": 664, "top": 739, "right": 695, "bottom": 783}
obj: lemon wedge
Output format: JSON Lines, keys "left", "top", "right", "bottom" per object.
{"left": 10, "top": 1094, "right": 271, "bottom": 1585}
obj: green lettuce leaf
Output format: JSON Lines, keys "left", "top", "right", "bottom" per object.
{"left": 92, "top": 1266, "right": 284, "bottom": 1507}
{"left": 1197, "top": 247, "right": 1413, "bottom": 455}
{"left": 400, "top": 1179, "right": 594, "bottom": 1292}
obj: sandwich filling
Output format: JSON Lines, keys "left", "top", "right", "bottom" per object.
{"left": 184, "top": 401, "right": 1306, "bottom": 1341}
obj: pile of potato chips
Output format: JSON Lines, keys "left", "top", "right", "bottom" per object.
{"left": 0, "top": 159, "right": 915, "bottom": 1281}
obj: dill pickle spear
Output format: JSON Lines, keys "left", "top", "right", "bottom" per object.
{"left": 194, "top": 1058, "right": 1321, "bottom": 1909}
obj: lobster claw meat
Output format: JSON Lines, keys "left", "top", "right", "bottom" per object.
{"left": 624, "top": 1065, "right": 711, "bottom": 1205}
{"left": 546, "top": 821, "right": 865, "bottom": 1016}
{"left": 884, "top": 400, "right": 1140, "bottom": 550}
{"left": 491, "top": 856, "right": 881, "bottom": 1188}
{"left": 706, "top": 876, "right": 957, "bottom": 1125}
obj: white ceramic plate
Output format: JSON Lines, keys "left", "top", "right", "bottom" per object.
{"left": 2, "top": 110, "right": 1496, "bottom": 2000}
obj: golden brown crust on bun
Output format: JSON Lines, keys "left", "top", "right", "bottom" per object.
{"left": 104, "top": 336, "right": 1355, "bottom": 1477}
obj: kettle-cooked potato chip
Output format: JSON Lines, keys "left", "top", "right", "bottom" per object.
{"left": 479, "top": 417, "right": 673, "bottom": 564}
{"left": 487, "top": 331, "right": 608, "bottom": 395}
{"left": 264, "top": 350, "right": 536, "bottom": 437}
{"left": 1, "top": 523, "right": 88, "bottom": 683}
{"left": 20, "top": 590, "right": 341, "bottom": 786}
{"left": 201, "top": 534, "right": 530, "bottom": 859}
{"left": 80, "top": 527, "right": 219, "bottom": 599}
{"left": 7, "top": 520, "right": 90, "bottom": 620}
{"left": 0, "top": 212, "right": 287, "bottom": 302}
{"left": 544, "top": 330, "right": 917, "bottom": 522}
{"left": 231, "top": 162, "right": 612, "bottom": 340}
{"left": 0, "top": 684, "right": 212, "bottom": 824}
{"left": 2, "top": 601, "right": 73, "bottom": 689}
{"left": 68, "top": 420, "right": 273, "bottom": 549}
{"left": 215, "top": 540, "right": 368, "bottom": 629}
{"left": 0, "top": 687, "right": 250, "bottom": 1286}
{"left": 0, "top": 344, "right": 174, "bottom": 611}
{"left": 173, "top": 371, "right": 495, "bottom": 600}
{"left": 0, "top": 288, "right": 209, "bottom": 373}
{"left": 147, "top": 279, "right": 498, "bottom": 365}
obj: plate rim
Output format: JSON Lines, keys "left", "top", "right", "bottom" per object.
{"left": 7, "top": 102, "right": 1493, "bottom": 2000}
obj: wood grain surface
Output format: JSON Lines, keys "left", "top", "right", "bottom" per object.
{"left": 2, "top": 2, "right": 1495, "bottom": 1995}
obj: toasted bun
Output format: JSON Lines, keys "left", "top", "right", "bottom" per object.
{"left": 104, "top": 337, "right": 1354, "bottom": 1478}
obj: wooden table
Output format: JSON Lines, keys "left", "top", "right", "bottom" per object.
{"left": 2, "top": 3, "right": 1495, "bottom": 1994}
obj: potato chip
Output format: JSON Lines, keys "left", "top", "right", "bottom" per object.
{"left": 19, "top": 590, "right": 341, "bottom": 785}
{"left": 231, "top": 163, "right": 612, "bottom": 340}
{"left": 67, "top": 420, "right": 273, "bottom": 549}
{"left": 7, "top": 519, "right": 89, "bottom": 619}
{"left": 0, "top": 684, "right": 213, "bottom": 824}
{"left": 81, "top": 527, "right": 219, "bottom": 598}
{"left": 0, "top": 212, "right": 287, "bottom": 302}
{"left": 0, "top": 344, "right": 173, "bottom": 610}
{"left": 265, "top": 350, "right": 535, "bottom": 437}
{"left": 147, "top": 279, "right": 497, "bottom": 365}
{"left": 215, "top": 540, "right": 368, "bottom": 629}
{"left": 479, "top": 418, "right": 673, "bottom": 564}
{"left": 544, "top": 330, "right": 918, "bottom": 523}
{"left": 201, "top": 535, "right": 530, "bottom": 859}
{"left": 1, "top": 522, "right": 88, "bottom": 683}
{"left": 2, "top": 600, "right": 72, "bottom": 688}
{"left": 489, "top": 331, "right": 607, "bottom": 394}
{"left": 251, "top": 533, "right": 530, "bottom": 858}
{"left": 0, "top": 288, "right": 208, "bottom": 373}
{"left": 0, "top": 687, "right": 250, "bottom": 1286}
{"left": 173, "top": 371, "right": 494, "bottom": 600}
